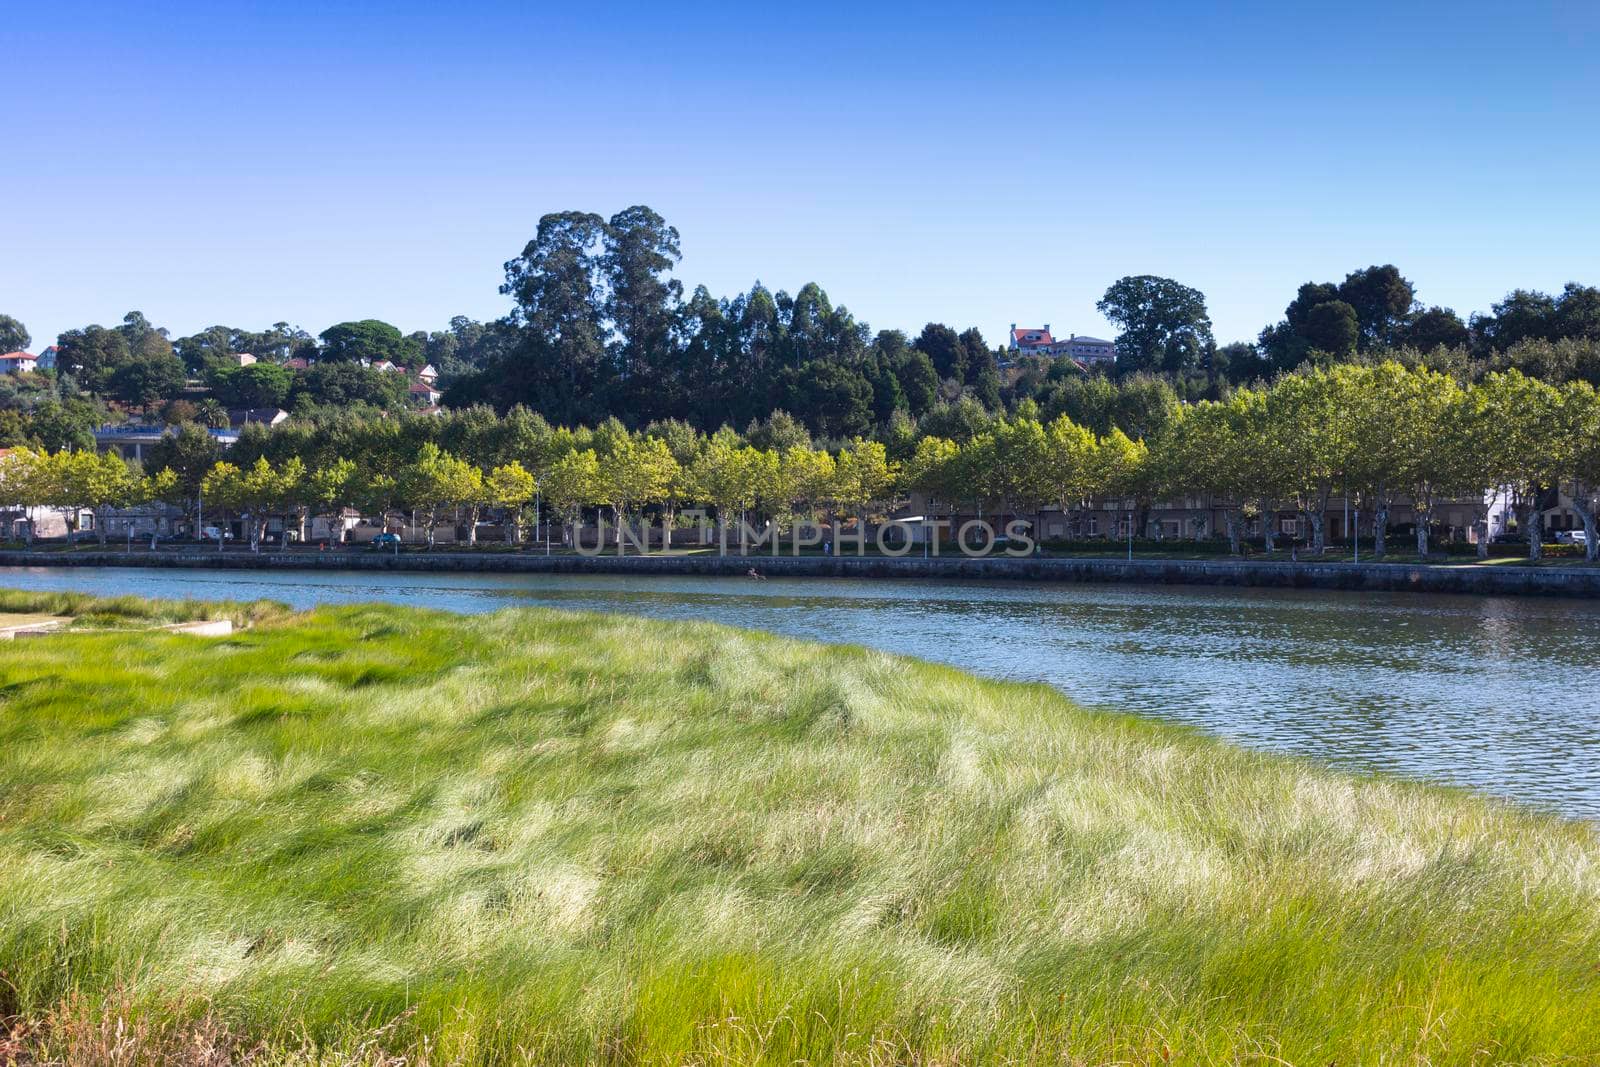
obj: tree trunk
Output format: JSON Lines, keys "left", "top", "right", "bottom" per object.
{"left": 1225, "top": 512, "right": 1241, "bottom": 556}
{"left": 96, "top": 508, "right": 108, "bottom": 547}
{"left": 1576, "top": 504, "right": 1600, "bottom": 562}
{"left": 1262, "top": 509, "right": 1277, "bottom": 553}
{"left": 467, "top": 504, "right": 480, "bottom": 545}
{"left": 1372, "top": 501, "right": 1389, "bottom": 558}
{"left": 1415, "top": 513, "right": 1430, "bottom": 559}
{"left": 1308, "top": 511, "right": 1325, "bottom": 554}
{"left": 1526, "top": 504, "right": 1543, "bottom": 561}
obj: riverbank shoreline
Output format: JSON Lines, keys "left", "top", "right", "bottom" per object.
{"left": 4, "top": 546, "right": 1599, "bottom": 597}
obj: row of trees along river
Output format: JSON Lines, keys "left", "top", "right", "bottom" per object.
{"left": 2, "top": 361, "right": 1598, "bottom": 562}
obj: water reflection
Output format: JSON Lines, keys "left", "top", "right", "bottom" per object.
{"left": 4, "top": 566, "right": 1598, "bottom": 817}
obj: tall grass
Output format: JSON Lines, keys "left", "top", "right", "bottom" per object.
{"left": 0, "top": 588, "right": 288, "bottom": 628}
{"left": 1, "top": 598, "right": 1598, "bottom": 1064}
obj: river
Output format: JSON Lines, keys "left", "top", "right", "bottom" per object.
{"left": 4, "top": 565, "right": 1598, "bottom": 818}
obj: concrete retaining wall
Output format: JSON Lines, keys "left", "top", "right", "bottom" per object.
{"left": 2, "top": 549, "right": 1599, "bottom": 598}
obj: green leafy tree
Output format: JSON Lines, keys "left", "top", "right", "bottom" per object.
{"left": 598, "top": 434, "right": 677, "bottom": 550}
{"left": 54, "top": 324, "right": 131, "bottom": 393}
{"left": 318, "top": 320, "right": 420, "bottom": 365}
{"left": 147, "top": 423, "right": 221, "bottom": 534}
{"left": 541, "top": 448, "right": 601, "bottom": 547}
{"left": 201, "top": 457, "right": 300, "bottom": 552}
{"left": 1337, "top": 265, "right": 1416, "bottom": 349}
{"left": 1403, "top": 307, "right": 1470, "bottom": 352}
{"left": 110, "top": 354, "right": 187, "bottom": 413}
{"left": 899, "top": 436, "right": 958, "bottom": 538}
{"left": 603, "top": 205, "right": 683, "bottom": 417}
{"left": 302, "top": 457, "right": 357, "bottom": 543}
{"left": 914, "top": 323, "right": 966, "bottom": 381}
{"left": 290, "top": 362, "right": 408, "bottom": 412}
{"left": 0, "top": 314, "right": 29, "bottom": 353}
{"left": 1042, "top": 414, "right": 1101, "bottom": 539}
{"left": 212, "top": 362, "right": 294, "bottom": 409}
{"left": 1097, "top": 275, "right": 1216, "bottom": 374}
{"left": 487, "top": 461, "right": 537, "bottom": 544}
{"left": 1157, "top": 400, "right": 1253, "bottom": 552}
{"left": 499, "top": 211, "right": 610, "bottom": 424}
{"left": 0, "top": 448, "right": 47, "bottom": 543}
{"left": 1263, "top": 369, "right": 1356, "bottom": 553}
{"left": 1556, "top": 381, "right": 1600, "bottom": 560}
{"left": 833, "top": 440, "right": 895, "bottom": 523}
{"left": 1301, "top": 301, "right": 1359, "bottom": 361}
{"left": 777, "top": 360, "right": 874, "bottom": 438}
{"left": 399, "top": 443, "right": 482, "bottom": 548}
{"left": 893, "top": 350, "right": 941, "bottom": 415}
{"left": 689, "top": 430, "right": 762, "bottom": 544}
{"left": 1476, "top": 371, "right": 1564, "bottom": 559}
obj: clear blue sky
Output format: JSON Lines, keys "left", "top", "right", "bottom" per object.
{"left": 5, "top": 1, "right": 1598, "bottom": 352}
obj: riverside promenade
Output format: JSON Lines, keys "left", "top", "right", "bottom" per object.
{"left": 3, "top": 548, "right": 1599, "bottom": 598}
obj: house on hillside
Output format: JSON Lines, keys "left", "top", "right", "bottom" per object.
{"left": 228, "top": 408, "right": 290, "bottom": 429}
{"left": 1008, "top": 325, "right": 1116, "bottom": 366}
{"left": 1063, "top": 336, "right": 1116, "bottom": 364}
{"left": 1009, "top": 325, "right": 1065, "bottom": 357}
{"left": 417, "top": 363, "right": 439, "bottom": 384}
{"left": 410, "top": 381, "right": 441, "bottom": 405}
{"left": 36, "top": 346, "right": 57, "bottom": 371}
{"left": 0, "top": 351, "right": 38, "bottom": 374}
{"left": 229, "top": 353, "right": 258, "bottom": 367}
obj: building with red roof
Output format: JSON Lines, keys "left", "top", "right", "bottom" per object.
{"left": 1007, "top": 325, "right": 1116, "bottom": 365}
{"left": 0, "top": 351, "right": 39, "bottom": 374}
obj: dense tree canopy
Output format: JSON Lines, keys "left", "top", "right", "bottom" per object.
{"left": 1096, "top": 276, "right": 1216, "bottom": 374}
{"left": 317, "top": 320, "right": 420, "bottom": 365}
{"left": 8, "top": 211, "right": 1600, "bottom": 480}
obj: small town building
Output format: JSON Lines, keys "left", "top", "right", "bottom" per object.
{"left": 0, "top": 351, "right": 38, "bottom": 374}
{"left": 1063, "top": 336, "right": 1116, "bottom": 364}
{"left": 1008, "top": 325, "right": 1117, "bottom": 365}
{"left": 227, "top": 408, "right": 291, "bottom": 429}
{"left": 94, "top": 424, "right": 241, "bottom": 461}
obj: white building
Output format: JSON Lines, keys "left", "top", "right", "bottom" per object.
{"left": 0, "top": 351, "right": 38, "bottom": 374}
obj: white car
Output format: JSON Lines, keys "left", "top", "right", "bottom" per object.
{"left": 1554, "top": 529, "right": 1588, "bottom": 545}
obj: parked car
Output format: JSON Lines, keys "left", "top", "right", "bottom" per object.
{"left": 368, "top": 532, "right": 402, "bottom": 549}
{"left": 1555, "top": 529, "right": 1589, "bottom": 545}
{"left": 198, "top": 526, "right": 232, "bottom": 542}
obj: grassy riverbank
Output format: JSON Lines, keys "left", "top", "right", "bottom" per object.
{"left": 2, "top": 598, "right": 1598, "bottom": 1064}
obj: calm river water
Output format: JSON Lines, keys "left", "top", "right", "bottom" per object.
{"left": 5, "top": 565, "right": 1599, "bottom": 818}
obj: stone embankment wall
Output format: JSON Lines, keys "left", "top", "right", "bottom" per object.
{"left": 2, "top": 550, "right": 1598, "bottom": 597}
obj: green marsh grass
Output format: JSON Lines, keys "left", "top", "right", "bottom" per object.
{"left": 0, "top": 597, "right": 1598, "bottom": 1064}
{"left": 0, "top": 588, "right": 288, "bottom": 629}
